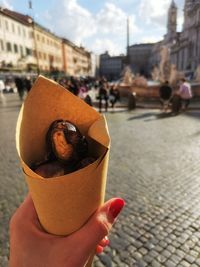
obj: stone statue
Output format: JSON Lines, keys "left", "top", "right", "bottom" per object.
{"left": 121, "top": 66, "right": 134, "bottom": 85}
{"left": 159, "top": 45, "right": 171, "bottom": 82}
{"left": 151, "top": 66, "right": 160, "bottom": 81}
{"left": 169, "top": 64, "right": 179, "bottom": 87}
{"left": 133, "top": 74, "right": 148, "bottom": 88}
{"left": 120, "top": 66, "right": 147, "bottom": 88}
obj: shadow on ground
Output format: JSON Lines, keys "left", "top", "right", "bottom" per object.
{"left": 184, "top": 110, "right": 200, "bottom": 120}
{"left": 0, "top": 104, "right": 22, "bottom": 113}
{"left": 127, "top": 111, "right": 175, "bottom": 121}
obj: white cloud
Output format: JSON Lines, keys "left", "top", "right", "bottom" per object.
{"left": 0, "top": 0, "right": 187, "bottom": 55}
{"left": 49, "top": 0, "right": 96, "bottom": 45}
{"left": 96, "top": 3, "right": 129, "bottom": 35}
{"left": 139, "top": 0, "right": 171, "bottom": 27}
{"left": 177, "top": 7, "right": 184, "bottom": 31}
{"left": 177, "top": 14, "right": 184, "bottom": 31}
{"left": 141, "top": 35, "right": 162, "bottom": 43}
{"left": 90, "top": 38, "right": 124, "bottom": 55}
{"left": 45, "top": 0, "right": 138, "bottom": 54}
{"left": 0, "top": 0, "right": 13, "bottom": 9}
{"left": 138, "top": 0, "right": 185, "bottom": 39}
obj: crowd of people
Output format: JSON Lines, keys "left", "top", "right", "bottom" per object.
{"left": 55, "top": 76, "right": 121, "bottom": 112}
{"left": 0, "top": 73, "right": 194, "bottom": 115}
{"left": 0, "top": 75, "right": 121, "bottom": 112}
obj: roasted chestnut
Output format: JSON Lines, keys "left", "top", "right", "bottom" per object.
{"left": 76, "top": 157, "right": 96, "bottom": 169}
{"left": 46, "top": 120, "right": 88, "bottom": 164}
{"left": 34, "top": 161, "right": 66, "bottom": 178}
{"left": 32, "top": 120, "right": 95, "bottom": 178}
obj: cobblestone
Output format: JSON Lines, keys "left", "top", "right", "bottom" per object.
{"left": 1, "top": 94, "right": 200, "bottom": 266}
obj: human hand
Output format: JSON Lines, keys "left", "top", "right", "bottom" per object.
{"left": 9, "top": 195, "right": 124, "bottom": 267}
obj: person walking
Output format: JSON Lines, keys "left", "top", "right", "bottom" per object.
{"left": 109, "top": 85, "right": 120, "bottom": 109}
{"left": 0, "top": 78, "right": 5, "bottom": 105}
{"left": 78, "top": 81, "right": 87, "bottom": 100}
{"left": 178, "top": 78, "right": 192, "bottom": 111}
{"left": 24, "top": 76, "right": 32, "bottom": 93}
{"left": 98, "top": 82, "right": 109, "bottom": 113}
{"left": 15, "top": 76, "right": 25, "bottom": 101}
{"left": 159, "top": 81, "right": 172, "bottom": 112}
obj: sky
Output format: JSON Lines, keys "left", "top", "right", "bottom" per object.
{"left": 0, "top": 0, "right": 185, "bottom": 55}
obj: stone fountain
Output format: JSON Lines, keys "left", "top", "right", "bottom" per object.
{"left": 118, "top": 45, "right": 171, "bottom": 98}
{"left": 190, "top": 65, "right": 200, "bottom": 96}
{"left": 118, "top": 65, "right": 148, "bottom": 97}
{"left": 118, "top": 45, "right": 200, "bottom": 99}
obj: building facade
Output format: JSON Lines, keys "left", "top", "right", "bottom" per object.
{"left": 0, "top": 7, "right": 93, "bottom": 76}
{"left": 150, "top": 0, "right": 200, "bottom": 77}
{"left": 0, "top": 8, "right": 35, "bottom": 71}
{"left": 73, "top": 46, "right": 91, "bottom": 77}
{"left": 99, "top": 51, "right": 125, "bottom": 80}
{"left": 62, "top": 38, "right": 75, "bottom": 76}
{"left": 62, "top": 38, "right": 92, "bottom": 77}
{"left": 172, "top": 0, "right": 200, "bottom": 73}
{"left": 128, "top": 43, "right": 154, "bottom": 77}
{"left": 33, "top": 23, "right": 63, "bottom": 73}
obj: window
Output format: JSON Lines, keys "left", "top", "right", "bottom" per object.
{"left": 14, "top": 44, "right": 18, "bottom": 53}
{"left": 26, "top": 47, "right": 32, "bottom": 56}
{"left": 20, "top": 45, "right": 24, "bottom": 56}
{"left": 5, "top": 20, "right": 9, "bottom": 31}
{"left": 37, "top": 34, "right": 40, "bottom": 41}
{"left": 18, "top": 26, "right": 21, "bottom": 35}
{"left": 49, "top": 54, "right": 53, "bottom": 63}
{"left": 6, "top": 42, "right": 12, "bottom": 52}
{"left": 12, "top": 23, "right": 15, "bottom": 33}
{"left": 29, "top": 31, "right": 33, "bottom": 38}
{"left": 0, "top": 40, "right": 4, "bottom": 50}
{"left": 32, "top": 49, "right": 36, "bottom": 57}
{"left": 23, "top": 28, "right": 26, "bottom": 37}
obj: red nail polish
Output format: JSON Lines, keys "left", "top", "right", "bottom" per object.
{"left": 109, "top": 198, "right": 125, "bottom": 219}
{"left": 104, "top": 236, "right": 110, "bottom": 245}
{"left": 106, "top": 238, "right": 110, "bottom": 245}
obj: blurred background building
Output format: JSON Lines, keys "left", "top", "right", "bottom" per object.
{"left": 99, "top": 51, "right": 124, "bottom": 80}
{"left": 0, "top": 7, "right": 93, "bottom": 77}
{"left": 1, "top": 0, "right": 200, "bottom": 80}
{"left": 99, "top": 0, "right": 200, "bottom": 81}
{"left": 128, "top": 43, "right": 154, "bottom": 78}
{"left": 150, "top": 0, "right": 200, "bottom": 78}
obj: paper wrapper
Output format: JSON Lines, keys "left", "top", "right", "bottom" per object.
{"left": 16, "top": 76, "right": 110, "bottom": 266}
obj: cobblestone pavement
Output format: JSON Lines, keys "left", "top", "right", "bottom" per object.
{"left": 1, "top": 94, "right": 200, "bottom": 267}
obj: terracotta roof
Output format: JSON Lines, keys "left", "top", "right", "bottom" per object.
{"left": 0, "top": 7, "right": 32, "bottom": 26}
{"left": 0, "top": 7, "right": 59, "bottom": 38}
{"left": 62, "top": 38, "right": 75, "bottom": 47}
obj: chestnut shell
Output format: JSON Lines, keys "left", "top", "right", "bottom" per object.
{"left": 46, "top": 120, "right": 88, "bottom": 164}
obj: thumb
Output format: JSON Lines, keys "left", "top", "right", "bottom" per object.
{"left": 69, "top": 198, "right": 125, "bottom": 257}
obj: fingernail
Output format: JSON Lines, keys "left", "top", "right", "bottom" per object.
{"left": 96, "top": 245, "right": 104, "bottom": 254}
{"left": 109, "top": 198, "right": 125, "bottom": 219}
{"left": 104, "top": 236, "right": 110, "bottom": 245}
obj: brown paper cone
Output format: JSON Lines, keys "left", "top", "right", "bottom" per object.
{"left": 16, "top": 76, "right": 110, "bottom": 266}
